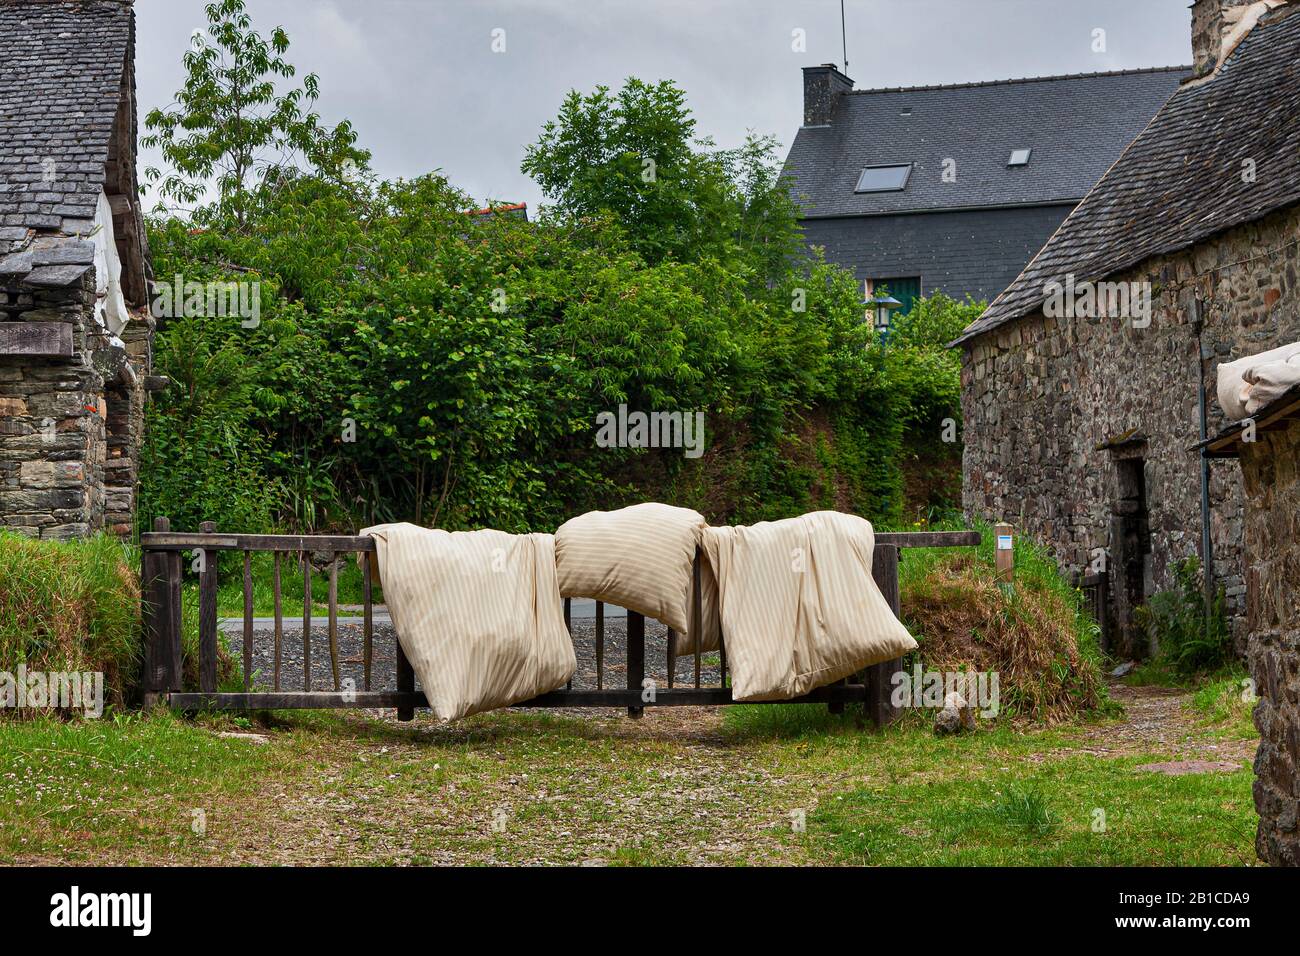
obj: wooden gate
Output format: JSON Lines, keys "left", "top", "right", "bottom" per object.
{"left": 1074, "top": 570, "right": 1112, "bottom": 652}
{"left": 138, "top": 518, "right": 980, "bottom": 726}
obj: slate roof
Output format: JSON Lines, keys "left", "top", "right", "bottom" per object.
{"left": 785, "top": 67, "right": 1187, "bottom": 220}
{"left": 0, "top": 0, "right": 134, "bottom": 287}
{"left": 955, "top": 5, "right": 1300, "bottom": 346}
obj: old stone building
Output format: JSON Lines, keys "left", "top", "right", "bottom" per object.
{"left": 0, "top": 0, "right": 155, "bottom": 539}
{"left": 955, "top": 0, "right": 1300, "bottom": 658}
{"left": 1202, "top": 384, "right": 1300, "bottom": 865}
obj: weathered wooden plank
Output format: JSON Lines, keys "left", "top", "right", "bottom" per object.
{"left": 873, "top": 530, "right": 981, "bottom": 548}
{"left": 141, "top": 516, "right": 182, "bottom": 706}
{"left": 198, "top": 521, "right": 218, "bottom": 694}
{"left": 362, "top": 553, "right": 374, "bottom": 693}
{"left": 395, "top": 641, "right": 415, "bottom": 722}
{"left": 328, "top": 553, "right": 340, "bottom": 692}
{"left": 627, "top": 610, "right": 645, "bottom": 719}
{"left": 691, "top": 551, "right": 702, "bottom": 688}
{"left": 242, "top": 550, "right": 253, "bottom": 693}
{"left": 564, "top": 597, "right": 572, "bottom": 691}
{"left": 595, "top": 600, "right": 605, "bottom": 690}
{"left": 302, "top": 551, "right": 312, "bottom": 693}
{"left": 866, "top": 543, "right": 903, "bottom": 728}
{"left": 138, "top": 532, "right": 375, "bottom": 553}
{"left": 139, "top": 529, "right": 976, "bottom": 553}
{"left": 0, "top": 321, "right": 73, "bottom": 357}
{"left": 272, "top": 551, "right": 282, "bottom": 691}
{"left": 168, "top": 684, "right": 870, "bottom": 711}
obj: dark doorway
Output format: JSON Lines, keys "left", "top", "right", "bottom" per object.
{"left": 1109, "top": 454, "right": 1152, "bottom": 659}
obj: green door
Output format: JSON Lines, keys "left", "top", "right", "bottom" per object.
{"left": 874, "top": 277, "right": 921, "bottom": 314}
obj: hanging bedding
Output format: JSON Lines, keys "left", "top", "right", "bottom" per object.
{"left": 699, "top": 511, "right": 917, "bottom": 702}
{"left": 1216, "top": 341, "right": 1300, "bottom": 419}
{"left": 361, "top": 523, "right": 575, "bottom": 721}
{"left": 554, "top": 502, "right": 718, "bottom": 646}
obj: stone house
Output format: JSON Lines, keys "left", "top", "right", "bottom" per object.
{"left": 783, "top": 63, "right": 1185, "bottom": 310}
{"left": 1202, "top": 383, "right": 1300, "bottom": 864}
{"left": 0, "top": 0, "right": 156, "bottom": 540}
{"left": 954, "top": 0, "right": 1300, "bottom": 657}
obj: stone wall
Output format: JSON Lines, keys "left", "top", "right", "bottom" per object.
{"left": 1241, "top": 417, "right": 1300, "bottom": 865}
{"left": 961, "top": 203, "right": 1300, "bottom": 653}
{"left": 0, "top": 269, "right": 148, "bottom": 540}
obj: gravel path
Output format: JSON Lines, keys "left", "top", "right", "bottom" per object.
{"left": 223, "top": 615, "right": 723, "bottom": 695}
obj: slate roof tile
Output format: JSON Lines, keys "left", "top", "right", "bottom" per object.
{"left": 24, "top": 262, "right": 90, "bottom": 285}
{"left": 785, "top": 67, "right": 1187, "bottom": 220}
{"left": 955, "top": 5, "right": 1300, "bottom": 346}
{"left": 0, "top": 0, "right": 132, "bottom": 272}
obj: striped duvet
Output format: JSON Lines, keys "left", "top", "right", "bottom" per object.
{"left": 364, "top": 508, "right": 915, "bottom": 719}
{"left": 699, "top": 511, "right": 917, "bottom": 701}
{"left": 361, "top": 523, "right": 575, "bottom": 721}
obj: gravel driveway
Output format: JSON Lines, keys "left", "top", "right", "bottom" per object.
{"left": 223, "top": 614, "right": 723, "bottom": 696}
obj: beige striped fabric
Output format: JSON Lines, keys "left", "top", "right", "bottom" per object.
{"left": 361, "top": 523, "right": 575, "bottom": 721}
{"left": 701, "top": 511, "right": 917, "bottom": 701}
{"left": 554, "top": 502, "right": 707, "bottom": 637}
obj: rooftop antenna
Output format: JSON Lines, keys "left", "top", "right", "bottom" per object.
{"left": 840, "top": 0, "right": 849, "bottom": 75}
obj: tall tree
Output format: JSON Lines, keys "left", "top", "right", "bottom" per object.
{"left": 522, "top": 78, "right": 801, "bottom": 278}
{"left": 142, "top": 0, "right": 369, "bottom": 226}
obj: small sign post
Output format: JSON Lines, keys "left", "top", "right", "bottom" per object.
{"left": 995, "top": 522, "right": 1014, "bottom": 587}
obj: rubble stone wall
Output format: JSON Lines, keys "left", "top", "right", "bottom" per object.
{"left": 960, "top": 203, "right": 1300, "bottom": 653}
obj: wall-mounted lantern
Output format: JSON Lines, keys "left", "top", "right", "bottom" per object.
{"left": 864, "top": 291, "right": 902, "bottom": 341}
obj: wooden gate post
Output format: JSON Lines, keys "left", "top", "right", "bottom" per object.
{"left": 395, "top": 643, "right": 415, "bottom": 721}
{"left": 995, "top": 522, "right": 1015, "bottom": 584}
{"left": 141, "top": 516, "right": 182, "bottom": 708}
{"left": 866, "top": 543, "right": 903, "bottom": 728}
{"left": 197, "top": 520, "right": 219, "bottom": 693}
{"left": 627, "top": 610, "right": 645, "bottom": 719}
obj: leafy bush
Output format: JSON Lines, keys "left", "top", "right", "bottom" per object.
{"left": 137, "top": 0, "right": 968, "bottom": 535}
{"left": 1136, "top": 557, "right": 1234, "bottom": 678}
{"left": 0, "top": 533, "right": 141, "bottom": 713}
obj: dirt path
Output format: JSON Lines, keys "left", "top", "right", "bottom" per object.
{"left": 193, "top": 681, "right": 1253, "bottom": 866}
{"left": 208, "top": 706, "right": 814, "bottom": 866}
{"left": 1036, "top": 681, "right": 1257, "bottom": 766}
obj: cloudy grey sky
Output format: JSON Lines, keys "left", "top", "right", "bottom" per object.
{"left": 135, "top": 0, "right": 1194, "bottom": 210}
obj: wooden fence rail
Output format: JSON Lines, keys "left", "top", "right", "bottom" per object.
{"left": 139, "top": 518, "right": 982, "bottom": 726}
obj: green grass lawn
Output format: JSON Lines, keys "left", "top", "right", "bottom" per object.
{"left": 0, "top": 679, "right": 1259, "bottom": 866}
{"left": 807, "top": 747, "right": 1253, "bottom": 866}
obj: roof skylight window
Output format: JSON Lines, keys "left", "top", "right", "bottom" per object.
{"left": 855, "top": 163, "right": 912, "bottom": 193}
{"left": 1008, "top": 148, "right": 1032, "bottom": 166}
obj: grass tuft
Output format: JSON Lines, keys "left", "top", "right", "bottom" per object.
{"left": 0, "top": 532, "right": 141, "bottom": 712}
{"left": 989, "top": 784, "right": 1059, "bottom": 836}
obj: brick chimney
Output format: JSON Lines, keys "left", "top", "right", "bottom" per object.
{"left": 1191, "top": 0, "right": 1259, "bottom": 77}
{"left": 802, "top": 63, "right": 853, "bottom": 127}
